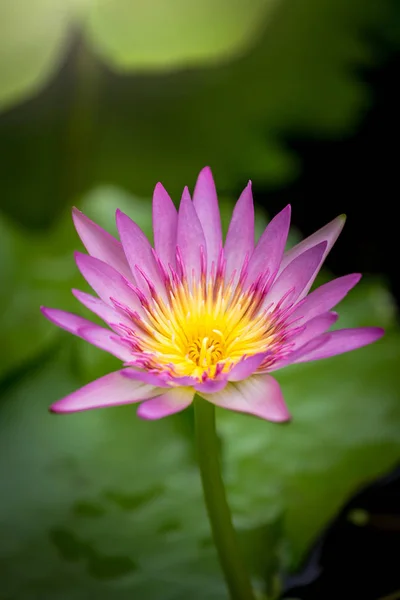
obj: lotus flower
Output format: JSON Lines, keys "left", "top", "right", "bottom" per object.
{"left": 41, "top": 167, "right": 383, "bottom": 420}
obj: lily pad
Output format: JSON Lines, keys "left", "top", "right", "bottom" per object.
{"left": 85, "top": 0, "right": 275, "bottom": 71}
{"left": 0, "top": 0, "right": 71, "bottom": 111}
{"left": 1, "top": 0, "right": 399, "bottom": 229}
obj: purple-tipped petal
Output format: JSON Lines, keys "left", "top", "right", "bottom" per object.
{"left": 72, "top": 208, "right": 133, "bottom": 281}
{"left": 280, "top": 215, "right": 345, "bottom": 274}
{"left": 266, "top": 241, "right": 327, "bottom": 308}
{"left": 228, "top": 353, "right": 267, "bottom": 381}
{"left": 75, "top": 252, "right": 143, "bottom": 312}
{"left": 137, "top": 387, "right": 194, "bottom": 419}
{"left": 246, "top": 205, "right": 291, "bottom": 286}
{"left": 194, "top": 377, "right": 228, "bottom": 393}
{"left": 193, "top": 166, "right": 222, "bottom": 270}
{"left": 152, "top": 183, "right": 178, "bottom": 269}
{"left": 292, "top": 327, "right": 384, "bottom": 363}
{"left": 116, "top": 210, "right": 165, "bottom": 296}
{"left": 224, "top": 182, "right": 254, "bottom": 281}
{"left": 176, "top": 186, "right": 207, "bottom": 277}
{"left": 72, "top": 289, "right": 132, "bottom": 328}
{"left": 200, "top": 375, "right": 290, "bottom": 422}
{"left": 50, "top": 370, "right": 159, "bottom": 413}
{"left": 291, "top": 273, "right": 362, "bottom": 322}
{"left": 290, "top": 311, "right": 338, "bottom": 350}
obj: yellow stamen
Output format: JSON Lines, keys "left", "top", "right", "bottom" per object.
{"left": 129, "top": 274, "right": 281, "bottom": 381}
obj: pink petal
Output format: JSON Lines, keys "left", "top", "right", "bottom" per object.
{"left": 290, "top": 311, "right": 338, "bottom": 350}
{"left": 192, "top": 166, "right": 222, "bottom": 270}
{"left": 246, "top": 205, "right": 291, "bottom": 286}
{"left": 172, "top": 375, "right": 198, "bottom": 386}
{"left": 291, "top": 273, "right": 362, "bottom": 322}
{"left": 280, "top": 214, "right": 345, "bottom": 273}
{"left": 268, "top": 336, "right": 329, "bottom": 372}
{"left": 176, "top": 186, "right": 207, "bottom": 278}
{"left": 266, "top": 241, "right": 327, "bottom": 308}
{"left": 41, "top": 306, "right": 93, "bottom": 335}
{"left": 72, "top": 208, "right": 133, "bottom": 281}
{"left": 116, "top": 210, "right": 165, "bottom": 296}
{"left": 75, "top": 252, "right": 142, "bottom": 312}
{"left": 228, "top": 354, "right": 267, "bottom": 381}
{"left": 121, "top": 368, "right": 171, "bottom": 387}
{"left": 41, "top": 307, "right": 132, "bottom": 361}
{"left": 224, "top": 182, "right": 254, "bottom": 281}
{"left": 137, "top": 387, "right": 194, "bottom": 419}
{"left": 152, "top": 183, "right": 178, "bottom": 268}
{"left": 199, "top": 375, "right": 290, "bottom": 422}
{"left": 78, "top": 326, "right": 133, "bottom": 361}
{"left": 50, "top": 370, "right": 159, "bottom": 413}
{"left": 292, "top": 327, "right": 384, "bottom": 363}
{"left": 72, "top": 289, "right": 132, "bottom": 328}
{"left": 194, "top": 377, "right": 228, "bottom": 393}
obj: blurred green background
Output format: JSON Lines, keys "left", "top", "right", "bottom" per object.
{"left": 0, "top": 1, "right": 399, "bottom": 598}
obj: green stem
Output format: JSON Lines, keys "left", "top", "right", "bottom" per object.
{"left": 194, "top": 396, "right": 256, "bottom": 600}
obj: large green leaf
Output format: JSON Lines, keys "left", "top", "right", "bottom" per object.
{"left": 0, "top": 0, "right": 72, "bottom": 111}
{"left": 85, "top": 0, "right": 274, "bottom": 71}
{"left": 88, "top": 0, "right": 399, "bottom": 198}
{"left": 1, "top": 0, "right": 399, "bottom": 227}
{"left": 0, "top": 0, "right": 275, "bottom": 112}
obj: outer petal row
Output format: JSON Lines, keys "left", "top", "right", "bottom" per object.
{"left": 199, "top": 374, "right": 290, "bottom": 422}
{"left": 50, "top": 370, "right": 159, "bottom": 413}
{"left": 49, "top": 361, "right": 289, "bottom": 423}
{"left": 137, "top": 387, "right": 195, "bottom": 419}
{"left": 271, "top": 326, "right": 384, "bottom": 370}
{"left": 292, "top": 327, "right": 384, "bottom": 363}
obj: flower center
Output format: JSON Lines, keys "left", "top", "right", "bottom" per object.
{"left": 187, "top": 333, "right": 225, "bottom": 367}
{"left": 122, "top": 262, "right": 291, "bottom": 381}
